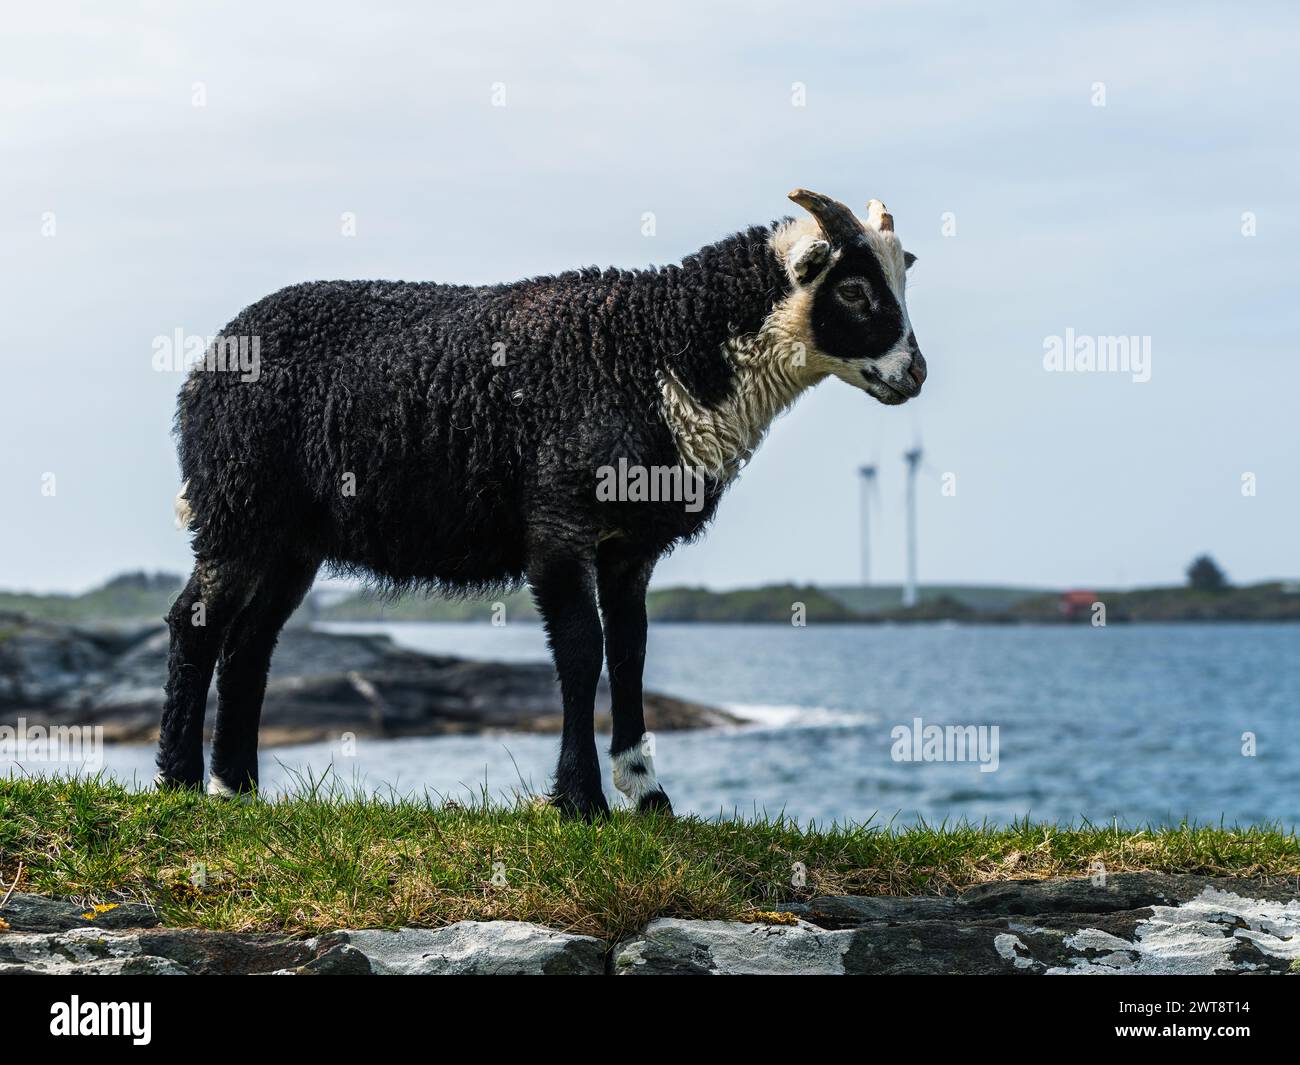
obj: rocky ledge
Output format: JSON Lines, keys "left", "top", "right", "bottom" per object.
{"left": 0, "top": 614, "right": 737, "bottom": 745}
{"left": 4, "top": 873, "right": 1299, "bottom": 975}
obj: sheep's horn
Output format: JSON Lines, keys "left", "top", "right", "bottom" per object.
{"left": 787, "top": 188, "right": 863, "bottom": 245}
{"left": 865, "top": 199, "right": 894, "bottom": 233}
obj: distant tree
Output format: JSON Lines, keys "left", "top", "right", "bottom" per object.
{"left": 1187, "top": 554, "right": 1228, "bottom": 592}
{"left": 102, "top": 571, "right": 185, "bottom": 592}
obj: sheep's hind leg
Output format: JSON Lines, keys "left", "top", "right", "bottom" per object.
{"left": 530, "top": 547, "right": 609, "bottom": 821}
{"left": 209, "top": 556, "right": 319, "bottom": 798}
{"left": 156, "top": 561, "right": 255, "bottom": 789}
{"left": 597, "top": 540, "right": 672, "bottom": 814}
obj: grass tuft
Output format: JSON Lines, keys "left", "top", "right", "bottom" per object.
{"left": 2, "top": 775, "right": 1299, "bottom": 941}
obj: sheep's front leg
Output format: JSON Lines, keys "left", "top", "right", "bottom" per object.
{"left": 530, "top": 548, "right": 610, "bottom": 820}
{"left": 597, "top": 540, "right": 672, "bottom": 814}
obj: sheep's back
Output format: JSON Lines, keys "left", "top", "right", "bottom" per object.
{"left": 176, "top": 275, "right": 683, "bottom": 586}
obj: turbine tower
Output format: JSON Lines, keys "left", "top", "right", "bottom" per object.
{"left": 902, "top": 445, "right": 923, "bottom": 607}
{"left": 857, "top": 464, "right": 877, "bottom": 586}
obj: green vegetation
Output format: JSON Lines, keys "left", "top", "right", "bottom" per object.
{"left": 823, "top": 583, "right": 1047, "bottom": 615}
{"left": 6, "top": 567, "right": 1300, "bottom": 626}
{"left": 646, "top": 583, "right": 858, "bottom": 622}
{"left": 1011, "top": 582, "right": 1300, "bottom": 623}
{"left": 3, "top": 776, "right": 1298, "bottom": 940}
{"left": 0, "top": 572, "right": 182, "bottom": 624}
{"left": 321, "top": 580, "right": 1300, "bottom": 625}
{"left": 1187, "top": 553, "right": 1229, "bottom": 593}
{"left": 320, "top": 582, "right": 859, "bottom": 623}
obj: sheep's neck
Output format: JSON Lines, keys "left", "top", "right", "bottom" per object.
{"left": 658, "top": 297, "right": 826, "bottom": 479}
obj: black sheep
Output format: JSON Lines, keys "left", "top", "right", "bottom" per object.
{"left": 158, "top": 188, "right": 928, "bottom": 817}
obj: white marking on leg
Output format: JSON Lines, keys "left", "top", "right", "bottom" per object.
{"left": 611, "top": 735, "right": 661, "bottom": 806}
{"left": 206, "top": 773, "right": 253, "bottom": 804}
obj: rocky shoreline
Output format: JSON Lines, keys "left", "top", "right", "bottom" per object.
{"left": 4, "top": 873, "right": 1298, "bottom": 975}
{"left": 0, "top": 614, "right": 737, "bottom": 745}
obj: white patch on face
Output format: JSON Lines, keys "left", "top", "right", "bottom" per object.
{"left": 611, "top": 738, "right": 662, "bottom": 806}
{"left": 860, "top": 225, "right": 914, "bottom": 345}
{"left": 870, "top": 343, "right": 914, "bottom": 381}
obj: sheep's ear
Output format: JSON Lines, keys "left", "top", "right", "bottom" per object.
{"left": 904, "top": 251, "right": 917, "bottom": 270}
{"left": 788, "top": 236, "right": 832, "bottom": 285}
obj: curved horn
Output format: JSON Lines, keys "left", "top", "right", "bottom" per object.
{"left": 787, "top": 188, "right": 863, "bottom": 245}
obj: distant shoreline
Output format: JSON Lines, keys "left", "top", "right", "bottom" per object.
{"left": 4, "top": 572, "right": 1299, "bottom": 626}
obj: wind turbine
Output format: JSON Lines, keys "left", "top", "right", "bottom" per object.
{"left": 902, "top": 444, "right": 923, "bottom": 607}
{"left": 857, "top": 464, "right": 878, "bottom": 586}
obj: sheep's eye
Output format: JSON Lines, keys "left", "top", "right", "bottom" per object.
{"left": 837, "top": 281, "right": 869, "bottom": 304}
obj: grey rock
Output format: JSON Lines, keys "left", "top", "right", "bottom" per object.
{"left": 8, "top": 874, "right": 1298, "bottom": 975}
{"left": 293, "top": 943, "right": 374, "bottom": 975}
{"left": 612, "top": 916, "right": 1046, "bottom": 976}
{"left": 0, "top": 892, "right": 159, "bottom": 932}
{"left": 0, "top": 955, "right": 191, "bottom": 975}
{"left": 0, "top": 927, "right": 191, "bottom": 973}
{"left": 0, "top": 928, "right": 144, "bottom": 968}
{"left": 0, "top": 613, "right": 147, "bottom": 709}
{"left": 319, "top": 923, "right": 606, "bottom": 975}
{"left": 618, "top": 874, "right": 1300, "bottom": 975}
{"left": 2, "top": 618, "right": 736, "bottom": 744}
{"left": 135, "top": 928, "right": 314, "bottom": 975}
{"left": 0, "top": 921, "right": 308, "bottom": 975}
{"left": 614, "top": 919, "right": 857, "bottom": 975}
{"left": 779, "top": 893, "right": 962, "bottom": 928}
{"left": 842, "top": 920, "right": 1021, "bottom": 975}
{"left": 959, "top": 872, "right": 1197, "bottom": 915}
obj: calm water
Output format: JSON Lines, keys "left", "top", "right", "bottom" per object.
{"left": 20, "top": 622, "right": 1300, "bottom": 827}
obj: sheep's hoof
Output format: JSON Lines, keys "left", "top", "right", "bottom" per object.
{"left": 637, "top": 790, "right": 674, "bottom": 816}
{"left": 549, "top": 789, "right": 611, "bottom": 822}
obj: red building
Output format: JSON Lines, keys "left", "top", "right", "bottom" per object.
{"left": 1059, "top": 590, "right": 1098, "bottom": 620}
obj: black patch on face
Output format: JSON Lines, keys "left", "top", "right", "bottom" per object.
{"left": 807, "top": 241, "right": 905, "bottom": 363}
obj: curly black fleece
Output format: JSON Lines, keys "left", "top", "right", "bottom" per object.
{"left": 178, "top": 222, "right": 791, "bottom": 588}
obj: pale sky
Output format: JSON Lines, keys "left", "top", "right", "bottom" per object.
{"left": 3, "top": 1, "right": 1297, "bottom": 593}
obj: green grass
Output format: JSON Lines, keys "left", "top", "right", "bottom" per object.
{"left": 2, "top": 776, "right": 1299, "bottom": 941}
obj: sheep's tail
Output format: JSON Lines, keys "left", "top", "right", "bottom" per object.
{"left": 174, "top": 479, "right": 194, "bottom": 530}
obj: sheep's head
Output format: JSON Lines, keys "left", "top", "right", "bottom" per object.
{"left": 773, "top": 188, "right": 926, "bottom": 406}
